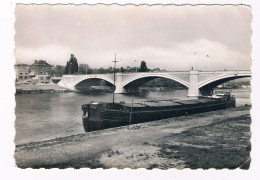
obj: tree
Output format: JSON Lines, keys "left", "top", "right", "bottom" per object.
{"left": 120, "top": 67, "right": 125, "bottom": 73}
{"left": 139, "top": 61, "right": 149, "bottom": 72}
{"left": 64, "top": 54, "right": 79, "bottom": 74}
{"left": 55, "top": 65, "right": 65, "bottom": 76}
{"left": 64, "top": 62, "right": 70, "bottom": 74}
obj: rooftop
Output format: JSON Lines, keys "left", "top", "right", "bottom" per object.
{"left": 31, "top": 60, "right": 52, "bottom": 67}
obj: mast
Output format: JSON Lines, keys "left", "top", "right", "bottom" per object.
{"left": 112, "top": 54, "right": 118, "bottom": 106}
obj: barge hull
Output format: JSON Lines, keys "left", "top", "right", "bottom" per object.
{"left": 82, "top": 99, "right": 236, "bottom": 132}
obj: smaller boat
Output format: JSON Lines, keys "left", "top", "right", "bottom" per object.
{"left": 81, "top": 90, "right": 236, "bottom": 132}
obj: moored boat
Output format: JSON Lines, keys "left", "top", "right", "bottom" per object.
{"left": 81, "top": 90, "right": 236, "bottom": 132}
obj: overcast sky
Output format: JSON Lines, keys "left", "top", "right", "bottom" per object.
{"left": 15, "top": 5, "right": 251, "bottom": 71}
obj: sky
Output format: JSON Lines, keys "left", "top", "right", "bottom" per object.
{"left": 15, "top": 4, "right": 252, "bottom": 71}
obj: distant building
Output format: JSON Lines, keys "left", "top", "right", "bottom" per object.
{"left": 34, "top": 75, "right": 51, "bottom": 84}
{"left": 14, "top": 64, "right": 30, "bottom": 81}
{"left": 15, "top": 60, "right": 54, "bottom": 83}
{"left": 30, "top": 60, "right": 52, "bottom": 76}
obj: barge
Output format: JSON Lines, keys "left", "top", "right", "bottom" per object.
{"left": 81, "top": 91, "right": 236, "bottom": 132}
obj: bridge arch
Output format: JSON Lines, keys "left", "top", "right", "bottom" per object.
{"left": 198, "top": 73, "right": 251, "bottom": 91}
{"left": 74, "top": 75, "right": 115, "bottom": 90}
{"left": 122, "top": 73, "right": 190, "bottom": 89}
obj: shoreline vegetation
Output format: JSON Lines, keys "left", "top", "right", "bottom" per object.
{"left": 15, "top": 106, "right": 251, "bottom": 169}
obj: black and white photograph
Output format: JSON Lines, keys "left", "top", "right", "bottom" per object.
{"left": 11, "top": 3, "right": 253, "bottom": 170}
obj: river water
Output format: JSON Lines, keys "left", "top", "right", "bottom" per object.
{"left": 15, "top": 88, "right": 251, "bottom": 145}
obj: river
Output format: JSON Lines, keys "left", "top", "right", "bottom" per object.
{"left": 15, "top": 88, "right": 251, "bottom": 145}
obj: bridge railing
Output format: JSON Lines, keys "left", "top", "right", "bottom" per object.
{"left": 60, "top": 70, "right": 251, "bottom": 77}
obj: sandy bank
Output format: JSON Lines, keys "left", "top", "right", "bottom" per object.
{"left": 15, "top": 106, "right": 251, "bottom": 169}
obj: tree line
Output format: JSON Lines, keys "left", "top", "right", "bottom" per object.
{"left": 48, "top": 54, "right": 163, "bottom": 76}
{"left": 78, "top": 61, "right": 149, "bottom": 74}
{"left": 63, "top": 54, "right": 150, "bottom": 75}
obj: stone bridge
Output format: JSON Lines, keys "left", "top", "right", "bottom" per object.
{"left": 58, "top": 70, "right": 251, "bottom": 97}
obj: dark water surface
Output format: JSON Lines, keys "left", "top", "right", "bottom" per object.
{"left": 15, "top": 89, "right": 251, "bottom": 145}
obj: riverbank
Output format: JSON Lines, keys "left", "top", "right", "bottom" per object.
{"left": 15, "top": 106, "right": 251, "bottom": 169}
{"left": 15, "top": 83, "right": 70, "bottom": 94}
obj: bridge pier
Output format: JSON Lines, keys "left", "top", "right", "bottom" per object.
{"left": 114, "top": 86, "right": 126, "bottom": 94}
{"left": 58, "top": 75, "right": 76, "bottom": 91}
{"left": 114, "top": 73, "right": 126, "bottom": 94}
{"left": 188, "top": 70, "right": 199, "bottom": 98}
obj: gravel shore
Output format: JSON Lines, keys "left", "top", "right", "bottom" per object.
{"left": 15, "top": 106, "right": 251, "bottom": 169}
